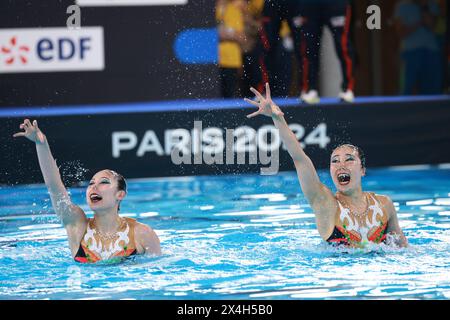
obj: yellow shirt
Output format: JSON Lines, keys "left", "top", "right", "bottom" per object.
{"left": 217, "top": 1, "right": 244, "bottom": 68}
{"left": 247, "top": 0, "right": 264, "bottom": 16}
{"left": 280, "top": 21, "right": 291, "bottom": 38}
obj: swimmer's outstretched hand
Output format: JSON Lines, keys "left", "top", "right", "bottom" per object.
{"left": 245, "top": 83, "right": 284, "bottom": 119}
{"left": 13, "top": 119, "right": 46, "bottom": 144}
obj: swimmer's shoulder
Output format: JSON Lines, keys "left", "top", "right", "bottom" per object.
{"left": 133, "top": 220, "right": 161, "bottom": 255}
{"left": 134, "top": 220, "right": 156, "bottom": 232}
{"left": 369, "top": 192, "right": 392, "bottom": 204}
{"left": 122, "top": 216, "right": 137, "bottom": 225}
{"left": 129, "top": 219, "right": 158, "bottom": 241}
{"left": 121, "top": 217, "right": 156, "bottom": 234}
{"left": 368, "top": 193, "right": 396, "bottom": 215}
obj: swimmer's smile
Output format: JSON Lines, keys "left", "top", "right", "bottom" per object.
{"left": 337, "top": 173, "right": 351, "bottom": 185}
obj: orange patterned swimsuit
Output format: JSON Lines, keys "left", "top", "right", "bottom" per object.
{"left": 326, "top": 192, "right": 389, "bottom": 247}
{"left": 74, "top": 217, "right": 137, "bottom": 263}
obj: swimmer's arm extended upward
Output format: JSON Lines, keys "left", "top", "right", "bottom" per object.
{"left": 245, "top": 84, "right": 336, "bottom": 238}
{"left": 13, "top": 120, "right": 87, "bottom": 232}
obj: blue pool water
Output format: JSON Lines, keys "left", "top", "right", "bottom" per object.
{"left": 0, "top": 166, "right": 450, "bottom": 300}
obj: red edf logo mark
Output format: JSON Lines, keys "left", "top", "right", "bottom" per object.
{"left": 1, "top": 36, "right": 30, "bottom": 65}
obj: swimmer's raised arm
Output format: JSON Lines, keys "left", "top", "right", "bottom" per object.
{"left": 13, "top": 120, "right": 87, "bottom": 233}
{"left": 245, "top": 83, "right": 336, "bottom": 237}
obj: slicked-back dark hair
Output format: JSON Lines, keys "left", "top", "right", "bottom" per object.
{"left": 106, "top": 169, "right": 127, "bottom": 211}
{"left": 332, "top": 144, "right": 366, "bottom": 169}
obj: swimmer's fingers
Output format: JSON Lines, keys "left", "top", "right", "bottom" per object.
{"left": 33, "top": 121, "right": 46, "bottom": 143}
{"left": 12, "top": 132, "right": 27, "bottom": 138}
{"left": 244, "top": 97, "right": 269, "bottom": 118}
{"left": 246, "top": 110, "right": 262, "bottom": 118}
{"left": 20, "top": 119, "right": 35, "bottom": 134}
{"left": 13, "top": 119, "right": 43, "bottom": 142}
{"left": 13, "top": 128, "right": 32, "bottom": 139}
{"left": 15, "top": 121, "right": 28, "bottom": 135}
{"left": 250, "top": 87, "right": 264, "bottom": 101}
{"left": 24, "top": 119, "right": 32, "bottom": 128}
{"left": 244, "top": 98, "right": 260, "bottom": 107}
{"left": 265, "top": 83, "right": 272, "bottom": 101}
{"left": 244, "top": 98, "right": 264, "bottom": 118}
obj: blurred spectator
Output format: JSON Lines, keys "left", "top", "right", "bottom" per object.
{"left": 241, "top": 0, "right": 293, "bottom": 97}
{"left": 394, "top": 0, "right": 443, "bottom": 95}
{"left": 216, "top": 0, "right": 246, "bottom": 98}
{"left": 241, "top": 0, "right": 264, "bottom": 97}
{"left": 299, "top": 0, "right": 356, "bottom": 104}
{"left": 273, "top": 21, "right": 295, "bottom": 97}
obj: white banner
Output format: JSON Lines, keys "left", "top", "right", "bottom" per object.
{"left": 0, "top": 27, "right": 104, "bottom": 74}
{"left": 76, "top": 0, "right": 188, "bottom": 6}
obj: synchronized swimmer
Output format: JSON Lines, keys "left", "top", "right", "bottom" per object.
{"left": 245, "top": 83, "right": 408, "bottom": 247}
{"left": 14, "top": 119, "right": 161, "bottom": 263}
{"left": 14, "top": 84, "right": 407, "bottom": 263}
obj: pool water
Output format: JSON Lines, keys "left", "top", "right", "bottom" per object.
{"left": 1, "top": 166, "right": 450, "bottom": 300}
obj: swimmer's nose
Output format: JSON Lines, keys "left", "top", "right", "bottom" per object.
{"left": 88, "top": 183, "right": 98, "bottom": 191}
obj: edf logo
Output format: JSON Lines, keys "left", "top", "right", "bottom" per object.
{"left": 0, "top": 27, "right": 104, "bottom": 73}
{"left": 1, "top": 36, "right": 30, "bottom": 65}
{"left": 37, "top": 37, "right": 92, "bottom": 61}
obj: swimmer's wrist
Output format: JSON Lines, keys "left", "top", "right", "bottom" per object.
{"left": 271, "top": 113, "right": 282, "bottom": 120}
{"left": 35, "top": 134, "right": 47, "bottom": 145}
{"left": 270, "top": 105, "right": 284, "bottom": 120}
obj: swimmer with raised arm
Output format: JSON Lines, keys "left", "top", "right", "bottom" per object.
{"left": 13, "top": 119, "right": 161, "bottom": 263}
{"left": 245, "top": 84, "right": 408, "bottom": 248}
